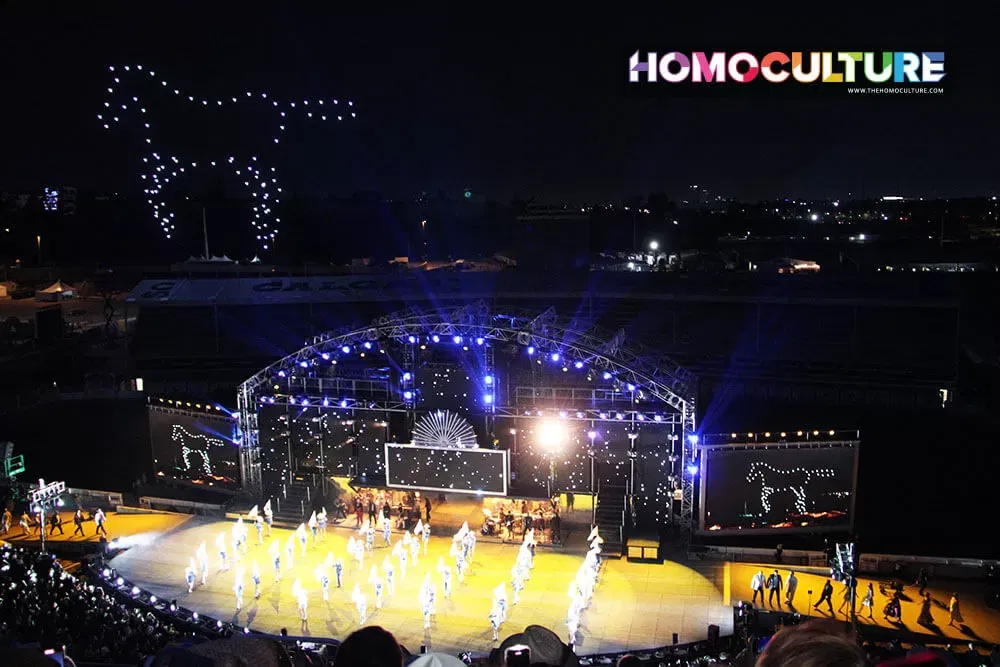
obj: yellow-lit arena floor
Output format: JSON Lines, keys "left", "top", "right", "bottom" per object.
{"left": 110, "top": 517, "right": 732, "bottom": 655}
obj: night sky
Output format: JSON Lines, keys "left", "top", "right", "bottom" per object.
{"left": 1, "top": 3, "right": 996, "bottom": 201}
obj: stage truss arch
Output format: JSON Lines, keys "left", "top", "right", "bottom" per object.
{"left": 236, "top": 301, "right": 699, "bottom": 528}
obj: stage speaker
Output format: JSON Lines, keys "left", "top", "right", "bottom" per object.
{"left": 708, "top": 624, "right": 720, "bottom": 646}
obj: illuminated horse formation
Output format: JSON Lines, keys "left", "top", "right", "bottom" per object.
{"left": 745, "top": 461, "right": 836, "bottom": 514}
{"left": 99, "top": 64, "right": 357, "bottom": 252}
{"left": 172, "top": 424, "right": 226, "bottom": 476}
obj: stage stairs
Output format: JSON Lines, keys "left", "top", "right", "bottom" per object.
{"left": 272, "top": 475, "right": 316, "bottom": 524}
{"left": 594, "top": 485, "right": 625, "bottom": 557}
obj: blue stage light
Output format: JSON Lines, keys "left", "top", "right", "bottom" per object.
{"left": 363, "top": 341, "right": 372, "bottom": 349}
{"left": 321, "top": 353, "right": 330, "bottom": 360}
{"left": 322, "top": 398, "right": 329, "bottom": 406}
{"left": 299, "top": 360, "right": 308, "bottom": 368}
{"left": 453, "top": 335, "right": 462, "bottom": 344}
{"left": 301, "top": 398, "right": 309, "bottom": 406}
{"left": 686, "top": 464, "right": 699, "bottom": 476}
{"left": 636, "top": 414, "right": 645, "bottom": 421}
{"left": 340, "top": 399, "right": 348, "bottom": 408}
{"left": 408, "top": 335, "right": 416, "bottom": 344}
{"left": 483, "top": 394, "right": 493, "bottom": 404}
{"left": 527, "top": 346, "right": 535, "bottom": 355}
{"left": 341, "top": 345, "right": 350, "bottom": 353}
{"left": 602, "top": 372, "right": 612, "bottom": 380}
{"left": 404, "top": 391, "right": 413, "bottom": 400}
{"left": 402, "top": 372, "right": 412, "bottom": 381}
{"left": 687, "top": 434, "right": 700, "bottom": 446}
{"left": 627, "top": 383, "right": 636, "bottom": 391}
{"left": 550, "top": 352, "right": 560, "bottom": 362}
{"left": 432, "top": 335, "right": 440, "bottom": 343}
{"left": 574, "top": 361, "right": 584, "bottom": 369}
{"left": 484, "top": 375, "right": 493, "bottom": 385}
{"left": 476, "top": 337, "right": 484, "bottom": 346}
{"left": 278, "top": 370, "right": 286, "bottom": 378}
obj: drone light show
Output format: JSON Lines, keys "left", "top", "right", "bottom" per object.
{"left": 99, "top": 64, "right": 357, "bottom": 252}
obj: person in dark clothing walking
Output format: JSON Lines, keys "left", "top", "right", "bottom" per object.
{"left": 48, "top": 513, "right": 64, "bottom": 536}
{"left": 72, "top": 510, "right": 85, "bottom": 537}
{"left": 367, "top": 499, "right": 377, "bottom": 525}
{"left": 424, "top": 496, "right": 431, "bottom": 522}
{"left": 814, "top": 579, "right": 835, "bottom": 615}
{"left": 767, "top": 570, "right": 783, "bottom": 607}
{"left": 916, "top": 568, "right": 929, "bottom": 596}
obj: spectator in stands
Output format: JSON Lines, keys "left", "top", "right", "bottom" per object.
{"left": 755, "top": 620, "right": 866, "bottom": 667}
{"left": 616, "top": 655, "right": 642, "bottom": 667}
{"left": 333, "top": 626, "right": 404, "bottom": 667}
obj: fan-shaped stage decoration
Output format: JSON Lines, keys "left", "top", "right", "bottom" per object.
{"left": 412, "top": 410, "right": 478, "bottom": 449}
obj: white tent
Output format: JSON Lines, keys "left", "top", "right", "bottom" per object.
{"left": 36, "top": 280, "right": 76, "bottom": 301}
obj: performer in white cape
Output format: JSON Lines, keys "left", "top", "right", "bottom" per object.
{"left": 216, "top": 532, "right": 229, "bottom": 571}
{"left": 263, "top": 500, "right": 273, "bottom": 536}
{"left": 382, "top": 556, "right": 396, "bottom": 596}
{"left": 438, "top": 557, "right": 453, "bottom": 598}
{"left": 369, "top": 565, "right": 384, "bottom": 609}
{"left": 489, "top": 602, "right": 503, "bottom": 641}
{"left": 566, "top": 603, "right": 581, "bottom": 647}
{"left": 381, "top": 513, "right": 392, "bottom": 546}
{"left": 251, "top": 561, "right": 262, "bottom": 599}
{"left": 317, "top": 507, "right": 328, "bottom": 541}
{"left": 333, "top": 556, "right": 344, "bottom": 588}
{"left": 233, "top": 567, "right": 245, "bottom": 611}
{"left": 284, "top": 534, "right": 296, "bottom": 571}
{"left": 315, "top": 564, "right": 331, "bottom": 601}
{"left": 493, "top": 582, "right": 508, "bottom": 622}
{"left": 511, "top": 564, "right": 525, "bottom": 605}
{"left": 232, "top": 518, "right": 245, "bottom": 560}
{"left": 252, "top": 506, "right": 265, "bottom": 545}
{"left": 185, "top": 558, "right": 197, "bottom": 593}
{"left": 365, "top": 519, "right": 375, "bottom": 554}
{"left": 352, "top": 583, "right": 367, "bottom": 625}
{"left": 291, "top": 578, "right": 308, "bottom": 622}
{"left": 393, "top": 541, "right": 407, "bottom": 580}
{"left": 408, "top": 528, "right": 420, "bottom": 567}
{"left": 268, "top": 539, "right": 282, "bottom": 581}
{"left": 308, "top": 511, "right": 318, "bottom": 544}
{"left": 421, "top": 522, "right": 430, "bottom": 555}
{"left": 419, "top": 573, "right": 436, "bottom": 629}
{"left": 296, "top": 523, "right": 308, "bottom": 557}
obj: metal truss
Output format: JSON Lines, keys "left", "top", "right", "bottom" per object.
{"left": 238, "top": 300, "right": 698, "bottom": 528}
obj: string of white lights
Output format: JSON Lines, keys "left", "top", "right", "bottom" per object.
{"left": 745, "top": 461, "right": 836, "bottom": 514}
{"left": 172, "top": 424, "right": 227, "bottom": 476}
{"left": 100, "top": 64, "right": 357, "bottom": 251}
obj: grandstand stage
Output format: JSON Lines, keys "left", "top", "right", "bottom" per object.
{"left": 109, "top": 516, "right": 733, "bottom": 656}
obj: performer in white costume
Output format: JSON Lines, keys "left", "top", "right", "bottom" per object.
{"left": 296, "top": 523, "right": 308, "bottom": 557}
{"left": 268, "top": 539, "right": 282, "bottom": 581}
{"left": 419, "top": 573, "right": 436, "bottom": 629}
{"left": 369, "top": 565, "right": 384, "bottom": 609}
{"left": 185, "top": 559, "right": 197, "bottom": 593}
{"left": 438, "top": 557, "right": 453, "bottom": 598}
{"left": 284, "top": 535, "right": 296, "bottom": 571}
{"left": 352, "top": 583, "right": 367, "bottom": 625}
{"left": 251, "top": 561, "right": 262, "bottom": 599}
{"left": 216, "top": 532, "right": 229, "bottom": 571}
{"left": 233, "top": 567, "right": 245, "bottom": 611}
{"left": 382, "top": 556, "right": 395, "bottom": 596}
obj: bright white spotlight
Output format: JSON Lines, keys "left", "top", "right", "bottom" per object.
{"left": 537, "top": 419, "right": 568, "bottom": 450}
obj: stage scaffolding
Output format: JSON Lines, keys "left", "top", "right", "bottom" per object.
{"left": 236, "top": 301, "right": 699, "bottom": 529}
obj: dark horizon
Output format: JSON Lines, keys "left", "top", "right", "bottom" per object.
{"left": 1, "top": 4, "right": 998, "bottom": 204}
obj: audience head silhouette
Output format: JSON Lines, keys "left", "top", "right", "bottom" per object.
{"left": 755, "top": 620, "right": 867, "bottom": 667}
{"left": 333, "top": 626, "right": 404, "bottom": 667}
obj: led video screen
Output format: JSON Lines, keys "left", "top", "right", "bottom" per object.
{"left": 385, "top": 444, "right": 509, "bottom": 496}
{"left": 149, "top": 405, "right": 239, "bottom": 485}
{"left": 701, "top": 443, "right": 857, "bottom": 532}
